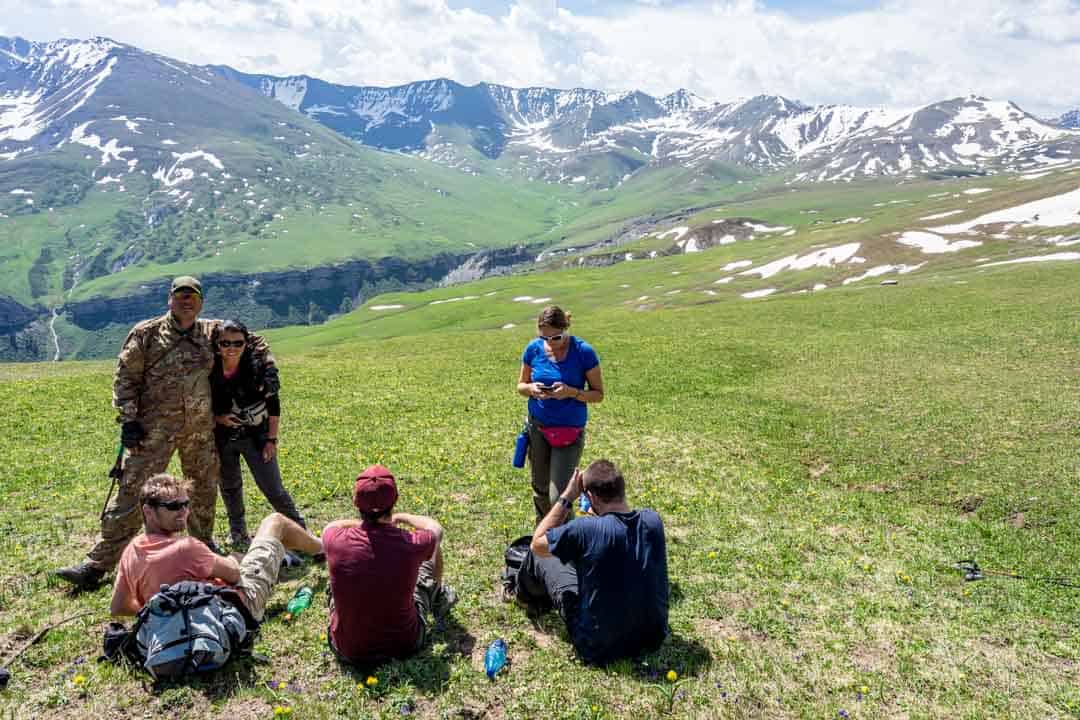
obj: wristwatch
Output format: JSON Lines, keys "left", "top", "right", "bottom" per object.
{"left": 557, "top": 496, "right": 573, "bottom": 512}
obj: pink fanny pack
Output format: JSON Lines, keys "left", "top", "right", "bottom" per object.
{"left": 539, "top": 426, "right": 583, "bottom": 448}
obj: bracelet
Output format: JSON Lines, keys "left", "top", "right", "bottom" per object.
{"left": 557, "top": 496, "right": 573, "bottom": 512}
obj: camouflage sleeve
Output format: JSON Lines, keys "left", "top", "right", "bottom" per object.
{"left": 246, "top": 333, "right": 279, "bottom": 394}
{"left": 113, "top": 327, "right": 146, "bottom": 424}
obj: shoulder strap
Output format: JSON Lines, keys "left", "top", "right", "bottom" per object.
{"left": 143, "top": 333, "right": 196, "bottom": 374}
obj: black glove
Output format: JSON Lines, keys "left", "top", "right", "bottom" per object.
{"left": 121, "top": 421, "right": 145, "bottom": 449}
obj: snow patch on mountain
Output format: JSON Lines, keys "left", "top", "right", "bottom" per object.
{"left": 979, "top": 252, "right": 1080, "bottom": 266}
{"left": 897, "top": 231, "right": 982, "bottom": 254}
{"left": 929, "top": 187, "right": 1080, "bottom": 233}
{"left": 0, "top": 39, "right": 118, "bottom": 144}
{"left": 919, "top": 209, "right": 964, "bottom": 220}
{"left": 656, "top": 226, "right": 689, "bottom": 241}
{"left": 739, "top": 242, "right": 861, "bottom": 280}
{"left": 842, "top": 264, "right": 924, "bottom": 285}
{"left": 69, "top": 121, "right": 133, "bottom": 165}
{"left": 261, "top": 77, "right": 307, "bottom": 111}
{"left": 152, "top": 150, "right": 224, "bottom": 187}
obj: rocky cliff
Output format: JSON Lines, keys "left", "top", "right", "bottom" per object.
{"left": 1, "top": 244, "right": 539, "bottom": 361}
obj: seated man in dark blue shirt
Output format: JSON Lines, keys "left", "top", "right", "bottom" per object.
{"left": 515, "top": 459, "right": 669, "bottom": 665}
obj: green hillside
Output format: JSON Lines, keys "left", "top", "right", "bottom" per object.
{"left": 1, "top": 245, "right": 1077, "bottom": 718}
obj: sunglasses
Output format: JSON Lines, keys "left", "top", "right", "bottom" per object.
{"left": 150, "top": 498, "right": 190, "bottom": 511}
{"left": 538, "top": 333, "right": 566, "bottom": 343}
{"left": 218, "top": 340, "right": 245, "bottom": 348}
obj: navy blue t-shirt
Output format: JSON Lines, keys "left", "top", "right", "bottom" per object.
{"left": 547, "top": 510, "right": 669, "bottom": 665}
{"left": 522, "top": 336, "right": 600, "bottom": 427}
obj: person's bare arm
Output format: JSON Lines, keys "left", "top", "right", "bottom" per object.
{"left": 392, "top": 512, "right": 443, "bottom": 544}
{"left": 531, "top": 469, "right": 582, "bottom": 557}
{"left": 211, "top": 555, "right": 242, "bottom": 585}
{"left": 517, "top": 363, "right": 550, "bottom": 399}
{"left": 581, "top": 364, "right": 604, "bottom": 403}
{"left": 110, "top": 577, "right": 142, "bottom": 617}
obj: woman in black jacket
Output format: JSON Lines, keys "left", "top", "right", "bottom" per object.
{"left": 212, "top": 320, "right": 306, "bottom": 547}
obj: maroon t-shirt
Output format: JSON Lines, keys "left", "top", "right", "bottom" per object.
{"left": 324, "top": 521, "right": 436, "bottom": 662}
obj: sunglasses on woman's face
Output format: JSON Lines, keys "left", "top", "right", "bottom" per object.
{"left": 218, "top": 340, "right": 245, "bottom": 348}
{"left": 539, "top": 333, "right": 565, "bottom": 343}
{"left": 150, "top": 498, "right": 190, "bottom": 511}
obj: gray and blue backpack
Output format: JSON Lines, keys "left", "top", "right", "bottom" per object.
{"left": 128, "top": 581, "right": 254, "bottom": 679}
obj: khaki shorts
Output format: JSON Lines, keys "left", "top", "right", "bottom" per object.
{"left": 236, "top": 536, "right": 286, "bottom": 622}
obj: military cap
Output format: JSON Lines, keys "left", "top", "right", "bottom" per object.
{"left": 170, "top": 275, "right": 203, "bottom": 297}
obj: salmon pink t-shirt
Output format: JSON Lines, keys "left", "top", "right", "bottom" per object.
{"left": 115, "top": 533, "right": 222, "bottom": 608}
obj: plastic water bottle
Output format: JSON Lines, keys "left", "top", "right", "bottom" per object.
{"left": 286, "top": 586, "right": 313, "bottom": 619}
{"left": 512, "top": 428, "right": 529, "bottom": 468}
{"left": 484, "top": 638, "right": 508, "bottom": 679}
{"left": 577, "top": 493, "right": 591, "bottom": 516}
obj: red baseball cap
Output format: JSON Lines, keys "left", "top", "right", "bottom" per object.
{"left": 353, "top": 464, "right": 398, "bottom": 513}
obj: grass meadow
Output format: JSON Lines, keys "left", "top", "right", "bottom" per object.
{"left": 0, "top": 257, "right": 1077, "bottom": 719}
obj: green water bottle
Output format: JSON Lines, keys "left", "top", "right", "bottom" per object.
{"left": 286, "top": 586, "right": 313, "bottom": 619}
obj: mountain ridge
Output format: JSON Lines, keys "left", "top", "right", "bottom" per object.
{"left": 211, "top": 63, "right": 1079, "bottom": 187}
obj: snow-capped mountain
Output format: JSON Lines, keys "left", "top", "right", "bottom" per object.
{"left": 221, "top": 67, "right": 1080, "bottom": 186}
{"left": 1055, "top": 110, "right": 1080, "bottom": 129}
{"left": 793, "top": 96, "right": 1077, "bottom": 182}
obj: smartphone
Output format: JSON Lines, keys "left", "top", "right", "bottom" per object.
{"left": 537, "top": 384, "right": 556, "bottom": 392}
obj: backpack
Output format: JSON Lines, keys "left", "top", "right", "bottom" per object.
{"left": 500, "top": 535, "right": 533, "bottom": 599}
{"left": 126, "top": 581, "right": 255, "bottom": 679}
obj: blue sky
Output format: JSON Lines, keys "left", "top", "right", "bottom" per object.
{"left": 2, "top": 0, "right": 1078, "bottom": 115}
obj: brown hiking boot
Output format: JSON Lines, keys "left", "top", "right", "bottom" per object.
{"left": 54, "top": 562, "right": 106, "bottom": 590}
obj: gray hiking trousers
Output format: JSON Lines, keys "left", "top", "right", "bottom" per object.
{"left": 527, "top": 419, "right": 585, "bottom": 522}
{"left": 218, "top": 435, "right": 305, "bottom": 538}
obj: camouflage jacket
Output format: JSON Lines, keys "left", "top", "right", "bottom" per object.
{"left": 113, "top": 313, "right": 275, "bottom": 434}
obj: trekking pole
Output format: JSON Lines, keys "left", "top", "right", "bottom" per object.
{"left": 101, "top": 444, "right": 125, "bottom": 522}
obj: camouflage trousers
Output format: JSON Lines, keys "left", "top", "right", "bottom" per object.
{"left": 86, "top": 425, "right": 220, "bottom": 571}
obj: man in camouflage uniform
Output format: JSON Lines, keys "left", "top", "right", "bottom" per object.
{"left": 55, "top": 276, "right": 276, "bottom": 589}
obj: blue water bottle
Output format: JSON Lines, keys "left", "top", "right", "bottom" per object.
{"left": 512, "top": 427, "right": 529, "bottom": 468}
{"left": 484, "top": 638, "right": 508, "bottom": 679}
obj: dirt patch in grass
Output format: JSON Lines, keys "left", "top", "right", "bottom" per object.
{"left": 955, "top": 494, "right": 984, "bottom": 514}
{"left": 218, "top": 696, "right": 272, "bottom": 719}
{"left": 696, "top": 618, "right": 757, "bottom": 645}
{"left": 851, "top": 639, "right": 898, "bottom": 674}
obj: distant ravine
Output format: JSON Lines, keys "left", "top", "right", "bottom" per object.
{"left": 0, "top": 244, "right": 537, "bottom": 362}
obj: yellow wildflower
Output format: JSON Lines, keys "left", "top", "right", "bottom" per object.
{"left": 666, "top": 670, "right": 678, "bottom": 682}
{"left": 366, "top": 675, "right": 378, "bottom": 687}
{"left": 72, "top": 674, "right": 87, "bottom": 686}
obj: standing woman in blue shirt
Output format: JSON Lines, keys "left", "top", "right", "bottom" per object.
{"left": 516, "top": 305, "right": 604, "bottom": 522}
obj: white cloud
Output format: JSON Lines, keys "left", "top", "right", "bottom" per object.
{"left": 4, "top": 0, "right": 1080, "bottom": 115}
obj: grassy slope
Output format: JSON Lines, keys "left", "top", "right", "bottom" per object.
{"left": 1, "top": 253, "right": 1077, "bottom": 718}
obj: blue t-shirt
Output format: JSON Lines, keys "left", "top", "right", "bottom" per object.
{"left": 547, "top": 510, "right": 669, "bottom": 665}
{"left": 522, "top": 336, "right": 600, "bottom": 428}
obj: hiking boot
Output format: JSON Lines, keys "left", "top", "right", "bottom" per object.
{"left": 281, "top": 551, "right": 303, "bottom": 569}
{"left": 229, "top": 532, "right": 251, "bottom": 551}
{"left": 498, "top": 583, "right": 516, "bottom": 604}
{"left": 55, "top": 562, "right": 106, "bottom": 590}
{"left": 432, "top": 584, "right": 459, "bottom": 620}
